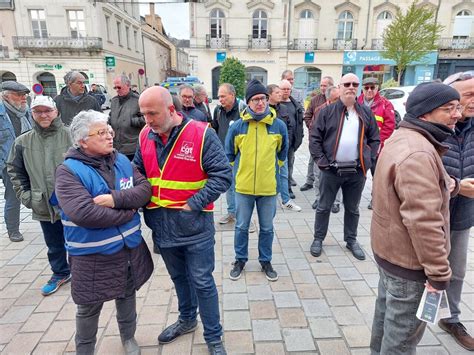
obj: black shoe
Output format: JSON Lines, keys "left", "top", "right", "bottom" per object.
{"left": 290, "top": 179, "right": 297, "bottom": 187}
{"left": 289, "top": 188, "right": 296, "bottom": 199}
{"left": 331, "top": 204, "right": 340, "bottom": 213}
{"left": 260, "top": 261, "right": 278, "bottom": 281}
{"left": 229, "top": 260, "right": 245, "bottom": 281}
{"left": 368, "top": 200, "right": 373, "bottom": 210}
{"left": 208, "top": 340, "right": 227, "bottom": 355}
{"left": 300, "top": 183, "right": 313, "bottom": 191}
{"left": 8, "top": 231, "right": 24, "bottom": 242}
{"left": 158, "top": 319, "right": 198, "bottom": 344}
{"left": 153, "top": 243, "right": 161, "bottom": 254}
{"left": 346, "top": 242, "right": 366, "bottom": 260}
{"left": 310, "top": 239, "right": 322, "bottom": 257}
{"left": 312, "top": 200, "right": 319, "bottom": 210}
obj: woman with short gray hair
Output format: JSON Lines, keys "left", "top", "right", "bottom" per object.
{"left": 55, "top": 110, "right": 154, "bottom": 354}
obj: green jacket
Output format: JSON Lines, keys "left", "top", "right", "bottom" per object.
{"left": 7, "top": 117, "right": 72, "bottom": 222}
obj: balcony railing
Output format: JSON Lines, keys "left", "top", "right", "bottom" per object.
{"left": 291, "top": 38, "right": 317, "bottom": 50}
{"left": 248, "top": 35, "right": 272, "bottom": 49}
{"left": 438, "top": 37, "right": 473, "bottom": 50}
{"left": 371, "top": 39, "right": 385, "bottom": 50}
{"left": 333, "top": 38, "right": 357, "bottom": 50}
{"left": 0, "top": 46, "right": 9, "bottom": 59}
{"left": 205, "top": 34, "right": 229, "bottom": 49}
{"left": 13, "top": 37, "right": 103, "bottom": 51}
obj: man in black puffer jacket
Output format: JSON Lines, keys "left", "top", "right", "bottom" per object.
{"left": 439, "top": 72, "right": 474, "bottom": 350}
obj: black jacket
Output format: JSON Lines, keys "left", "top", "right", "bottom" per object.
{"left": 211, "top": 99, "right": 244, "bottom": 146}
{"left": 270, "top": 103, "right": 295, "bottom": 148}
{"left": 281, "top": 96, "right": 304, "bottom": 150}
{"left": 309, "top": 99, "right": 380, "bottom": 175}
{"left": 54, "top": 86, "right": 102, "bottom": 126}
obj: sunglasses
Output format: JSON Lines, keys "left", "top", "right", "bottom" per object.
{"left": 342, "top": 82, "right": 359, "bottom": 88}
{"left": 443, "top": 70, "right": 474, "bottom": 86}
{"left": 363, "top": 85, "right": 376, "bottom": 91}
{"left": 113, "top": 86, "right": 122, "bottom": 90}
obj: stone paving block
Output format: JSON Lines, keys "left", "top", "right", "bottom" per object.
{"left": 0, "top": 323, "right": 21, "bottom": 344}
{"left": 33, "top": 341, "right": 68, "bottom": 354}
{"left": 273, "top": 291, "right": 301, "bottom": 308}
{"left": 56, "top": 302, "right": 77, "bottom": 321}
{"left": 286, "top": 257, "right": 310, "bottom": 271}
{"left": 13, "top": 289, "right": 44, "bottom": 307}
{"left": 323, "top": 245, "right": 347, "bottom": 256}
{"left": 291, "top": 269, "right": 317, "bottom": 284}
{"left": 0, "top": 282, "right": 29, "bottom": 299}
{"left": 21, "top": 312, "right": 56, "bottom": 332}
{"left": 245, "top": 271, "right": 269, "bottom": 285}
{"left": 341, "top": 325, "right": 371, "bottom": 347}
{"left": 223, "top": 293, "right": 248, "bottom": 310}
{"left": 419, "top": 328, "right": 441, "bottom": 346}
{"left": 416, "top": 346, "right": 449, "bottom": 354}
{"left": 309, "top": 317, "right": 341, "bottom": 338}
{"left": 332, "top": 306, "right": 365, "bottom": 325}
{"left": 252, "top": 319, "right": 282, "bottom": 341}
{"left": 190, "top": 344, "right": 208, "bottom": 354}
{"left": 270, "top": 276, "right": 296, "bottom": 291}
{"left": 273, "top": 263, "right": 290, "bottom": 277}
{"left": 42, "top": 320, "right": 76, "bottom": 342}
{"left": 249, "top": 300, "right": 277, "bottom": 319}
{"left": 302, "top": 299, "right": 332, "bottom": 317}
{"left": 10, "top": 269, "right": 42, "bottom": 283}
{"left": 363, "top": 273, "right": 380, "bottom": 288}
{"left": 137, "top": 305, "right": 168, "bottom": 325}
{"left": 317, "top": 275, "right": 345, "bottom": 289}
{"left": 278, "top": 308, "right": 307, "bottom": 327}
{"left": 282, "top": 247, "right": 305, "bottom": 258}
{"left": 248, "top": 284, "right": 273, "bottom": 300}
{"left": 283, "top": 328, "right": 316, "bottom": 351}
{"left": 316, "top": 339, "right": 350, "bottom": 355}
{"left": 2, "top": 332, "right": 42, "bottom": 354}
{"left": 223, "top": 310, "right": 251, "bottom": 330}
{"left": 22, "top": 258, "right": 49, "bottom": 271}
{"left": 143, "top": 289, "right": 172, "bottom": 306}
{"left": 224, "top": 330, "right": 254, "bottom": 353}
{"left": 0, "top": 305, "right": 35, "bottom": 324}
{"left": 0, "top": 264, "right": 25, "bottom": 277}
{"left": 344, "top": 280, "right": 374, "bottom": 297}
{"left": 96, "top": 335, "right": 124, "bottom": 354}
{"left": 35, "top": 294, "right": 69, "bottom": 313}
{"left": 271, "top": 253, "right": 286, "bottom": 264}
{"left": 296, "top": 283, "right": 323, "bottom": 299}
{"left": 254, "top": 342, "right": 285, "bottom": 355}
{"left": 353, "top": 260, "right": 379, "bottom": 274}
{"left": 135, "top": 324, "right": 165, "bottom": 346}
{"left": 160, "top": 332, "right": 194, "bottom": 354}
{"left": 222, "top": 278, "right": 247, "bottom": 293}
{"left": 335, "top": 267, "right": 363, "bottom": 281}
{"left": 0, "top": 277, "right": 10, "bottom": 290}
{"left": 324, "top": 289, "right": 354, "bottom": 306}
{"left": 0, "top": 298, "right": 15, "bottom": 318}
{"left": 7, "top": 244, "right": 44, "bottom": 265}
{"left": 328, "top": 255, "right": 354, "bottom": 268}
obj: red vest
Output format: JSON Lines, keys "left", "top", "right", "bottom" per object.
{"left": 139, "top": 120, "right": 213, "bottom": 211}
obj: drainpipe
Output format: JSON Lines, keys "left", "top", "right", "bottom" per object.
{"left": 287, "top": 0, "right": 292, "bottom": 51}
{"left": 364, "top": 0, "right": 372, "bottom": 50}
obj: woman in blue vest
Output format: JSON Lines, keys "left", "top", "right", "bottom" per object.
{"left": 55, "top": 110, "right": 153, "bottom": 355}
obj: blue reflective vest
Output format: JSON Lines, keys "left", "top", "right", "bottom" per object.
{"left": 61, "top": 154, "right": 142, "bottom": 256}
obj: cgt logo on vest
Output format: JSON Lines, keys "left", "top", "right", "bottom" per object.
{"left": 120, "top": 176, "right": 134, "bottom": 190}
{"left": 175, "top": 141, "right": 197, "bottom": 162}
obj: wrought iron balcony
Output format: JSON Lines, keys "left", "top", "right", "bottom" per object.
{"left": 438, "top": 37, "right": 473, "bottom": 50}
{"left": 248, "top": 35, "right": 272, "bottom": 49}
{"left": 333, "top": 38, "right": 357, "bottom": 50}
{"left": 205, "top": 34, "right": 229, "bottom": 49}
{"left": 13, "top": 37, "right": 103, "bottom": 51}
{"left": 371, "top": 39, "right": 385, "bottom": 50}
{"left": 0, "top": 46, "right": 9, "bottom": 59}
{"left": 290, "top": 38, "right": 317, "bottom": 50}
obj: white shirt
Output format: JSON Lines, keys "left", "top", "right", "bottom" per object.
{"left": 335, "top": 109, "right": 360, "bottom": 162}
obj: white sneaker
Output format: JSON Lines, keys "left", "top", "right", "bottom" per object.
{"left": 282, "top": 200, "right": 302, "bottom": 212}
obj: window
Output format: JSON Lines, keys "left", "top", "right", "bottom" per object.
{"left": 105, "top": 15, "right": 111, "bottom": 42}
{"left": 252, "top": 10, "right": 267, "bottom": 39}
{"left": 30, "top": 9, "right": 47, "bottom": 38}
{"left": 68, "top": 10, "right": 86, "bottom": 38}
{"left": 453, "top": 9, "right": 473, "bottom": 38}
{"left": 457, "top": 10, "right": 471, "bottom": 16}
{"left": 117, "top": 21, "right": 122, "bottom": 46}
{"left": 210, "top": 8, "right": 225, "bottom": 38}
{"left": 0, "top": 0, "right": 14, "bottom": 10}
{"left": 376, "top": 11, "right": 393, "bottom": 37}
{"left": 337, "top": 10, "right": 353, "bottom": 40}
{"left": 300, "top": 10, "right": 313, "bottom": 19}
{"left": 125, "top": 26, "right": 130, "bottom": 49}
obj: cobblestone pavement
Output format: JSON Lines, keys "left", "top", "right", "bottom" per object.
{"left": 0, "top": 142, "right": 473, "bottom": 354}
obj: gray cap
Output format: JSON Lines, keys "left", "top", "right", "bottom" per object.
{"left": 362, "top": 77, "right": 379, "bottom": 85}
{"left": 1, "top": 81, "right": 30, "bottom": 94}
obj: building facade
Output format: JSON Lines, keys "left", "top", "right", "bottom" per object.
{"left": 188, "top": 0, "right": 474, "bottom": 98}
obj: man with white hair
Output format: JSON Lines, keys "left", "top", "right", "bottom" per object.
{"left": 7, "top": 95, "right": 71, "bottom": 295}
{"left": 193, "top": 84, "right": 212, "bottom": 122}
{"left": 178, "top": 84, "right": 207, "bottom": 122}
{"left": 0, "top": 81, "right": 32, "bottom": 242}
{"left": 54, "top": 71, "right": 101, "bottom": 125}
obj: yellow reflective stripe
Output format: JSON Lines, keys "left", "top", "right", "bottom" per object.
{"left": 150, "top": 196, "right": 187, "bottom": 206}
{"left": 147, "top": 177, "right": 207, "bottom": 189}
{"left": 374, "top": 115, "right": 384, "bottom": 123}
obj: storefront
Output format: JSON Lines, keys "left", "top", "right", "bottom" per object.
{"left": 342, "top": 50, "right": 438, "bottom": 85}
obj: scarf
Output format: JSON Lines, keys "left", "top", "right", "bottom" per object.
{"left": 247, "top": 105, "right": 271, "bottom": 121}
{"left": 3, "top": 99, "right": 32, "bottom": 134}
{"left": 402, "top": 113, "right": 453, "bottom": 143}
{"left": 67, "top": 88, "right": 83, "bottom": 102}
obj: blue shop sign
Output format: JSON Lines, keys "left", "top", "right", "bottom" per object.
{"left": 216, "top": 52, "right": 227, "bottom": 63}
{"left": 343, "top": 50, "right": 437, "bottom": 65}
{"left": 304, "top": 52, "right": 314, "bottom": 63}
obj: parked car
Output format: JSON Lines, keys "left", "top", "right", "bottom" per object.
{"left": 379, "top": 86, "right": 416, "bottom": 125}
{"left": 85, "top": 83, "right": 112, "bottom": 110}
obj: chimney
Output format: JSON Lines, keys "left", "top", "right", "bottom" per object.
{"left": 145, "top": 2, "right": 163, "bottom": 34}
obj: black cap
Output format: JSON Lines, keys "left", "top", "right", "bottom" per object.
{"left": 406, "top": 82, "right": 460, "bottom": 117}
{"left": 1, "top": 81, "right": 30, "bottom": 94}
{"left": 245, "top": 79, "right": 268, "bottom": 103}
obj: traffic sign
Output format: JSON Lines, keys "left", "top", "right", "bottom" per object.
{"left": 105, "top": 56, "right": 115, "bottom": 67}
{"left": 32, "top": 83, "right": 43, "bottom": 95}
{"left": 138, "top": 68, "right": 145, "bottom": 75}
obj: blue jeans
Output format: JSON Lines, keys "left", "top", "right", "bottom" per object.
{"left": 234, "top": 193, "right": 276, "bottom": 263}
{"left": 370, "top": 268, "right": 426, "bottom": 355}
{"left": 314, "top": 169, "right": 365, "bottom": 244}
{"left": 278, "top": 160, "right": 290, "bottom": 204}
{"left": 159, "top": 238, "right": 222, "bottom": 343}
{"left": 445, "top": 228, "right": 470, "bottom": 323}
{"left": 2, "top": 167, "right": 21, "bottom": 234}
{"left": 39, "top": 220, "right": 70, "bottom": 278}
{"left": 226, "top": 174, "right": 236, "bottom": 215}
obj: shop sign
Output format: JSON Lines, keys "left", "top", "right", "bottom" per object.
{"left": 304, "top": 52, "right": 315, "bottom": 63}
{"left": 105, "top": 56, "right": 116, "bottom": 67}
{"left": 216, "top": 52, "right": 226, "bottom": 63}
{"left": 35, "top": 64, "right": 62, "bottom": 70}
{"left": 343, "top": 50, "right": 437, "bottom": 66}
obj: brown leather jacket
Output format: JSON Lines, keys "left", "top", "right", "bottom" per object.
{"left": 371, "top": 121, "right": 457, "bottom": 290}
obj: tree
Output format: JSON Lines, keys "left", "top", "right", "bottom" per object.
{"left": 381, "top": 1, "right": 443, "bottom": 84}
{"left": 219, "top": 57, "right": 246, "bottom": 99}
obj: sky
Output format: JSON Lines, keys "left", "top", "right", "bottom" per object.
{"left": 139, "top": 1, "right": 190, "bottom": 40}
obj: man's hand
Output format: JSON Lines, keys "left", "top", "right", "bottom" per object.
{"left": 93, "top": 194, "right": 115, "bottom": 208}
{"left": 425, "top": 282, "right": 442, "bottom": 293}
{"left": 449, "top": 177, "right": 457, "bottom": 193}
{"left": 181, "top": 203, "right": 192, "bottom": 211}
{"left": 459, "top": 178, "right": 474, "bottom": 198}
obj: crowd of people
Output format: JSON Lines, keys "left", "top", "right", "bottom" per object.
{"left": 0, "top": 68, "right": 473, "bottom": 354}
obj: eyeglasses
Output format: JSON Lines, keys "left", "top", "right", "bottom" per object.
{"left": 443, "top": 70, "right": 474, "bottom": 86}
{"left": 342, "top": 82, "right": 360, "bottom": 88}
{"left": 363, "top": 85, "right": 376, "bottom": 91}
{"left": 250, "top": 96, "right": 267, "bottom": 104}
{"left": 88, "top": 127, "right": 115, "bottom": 138}
{"left": 180, "top": 95, "right": 193, "bottom": 100}
{"left": 32, "top": 109, "right": 55, "bottom": 115}
{"left": 113, "top": 86, "right": 122, "bottom": 90}
{"left": 438, "top": 105, "right": 464, "bottom": 114}
{"left": 11, "top": 92, "right": 28, "bottom": 97}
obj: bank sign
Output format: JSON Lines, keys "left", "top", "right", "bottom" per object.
{"left": 343, "top": 50, "right": 437, "bottom": 65}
